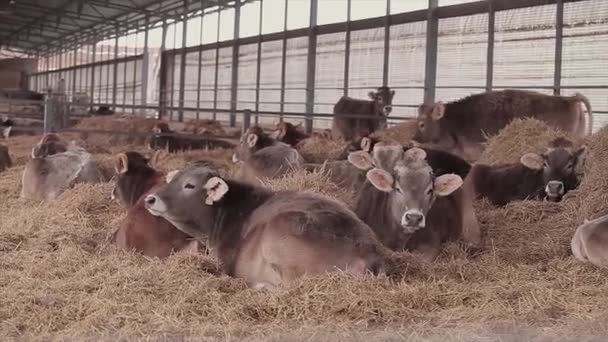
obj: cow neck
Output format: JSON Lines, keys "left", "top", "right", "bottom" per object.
{"left": 207, "top": 180, "right": 273, "bottom": 275}
{"left": 354, "top": 182, "right": 404, "bottom": 250}
{"left": 129, "top": 168, "right": 164, "bottom": 206}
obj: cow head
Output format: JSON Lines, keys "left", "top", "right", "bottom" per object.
{"left": 520, "top": 138, "right": 586, "bottom": 202}
{"left": 270, "top": 121, "right": 303, "bottom": 141}
{"left": 414, "top": 102, "right": 445, "bottom": 143}
{"left": 368, "top": 87, "right": 395, "bottom": 117}
{"left": 365, "top": 147, "right": 463, "bottom": 233}
{"left": 145, "top": 163, "right": 221, "bottom": 240}
{"left": 31, "top": 133, "right": 67, "bottom": 159}
{"left": 233, "top": 126, "right": 274, "bottom": 163}
{"left": 111, "top": 151, "right": 162, "bottom": 207}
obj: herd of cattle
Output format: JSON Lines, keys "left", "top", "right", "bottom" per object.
{"left": 1, "top": 88, "right": 607, "bottom": 289}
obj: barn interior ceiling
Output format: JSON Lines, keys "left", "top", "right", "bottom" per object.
{"left": 0, "top": 0, "right": 243, "bottom": 56}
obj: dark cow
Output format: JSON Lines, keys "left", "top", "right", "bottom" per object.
{"left": 111, "top": 152, "right": 200, "bottom": 257}
{"left": 144, "top": 163, "right": 412, "bottom": 289}
{"left": 332, "top": 87, "right": 395, "bottom": 141}
{"left": 92, "top": 106, "right": 115, "bottom": 116}
{"left": 1, "top": 117, "right": 13, "bottom": 139}
{"left": 147, "top": 122, "right": 235, "bottom": 153}
{"left": 414, "top": 89, "right": 593, "bottom": 161}
{"left": 463, "top": 137, "right": 586, "bottom": 206}
{"left": 271, "top": 121, "right": 309, "bottom": 147}
{"left": 233, "top": 126, "right": 304, "bottom": 185}
{"left": 0, "top": 144, "right": 11, "bottom": 172}
{"left": 572, "top": 215, "right": 608, "bottom": 269}
{"left": 354, "top": 146, "right": 478, "bottom": 260}
{"left": 31, "top": 133, "right": 67, "bottom": 159}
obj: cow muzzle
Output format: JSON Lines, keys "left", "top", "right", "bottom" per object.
{"left": 382, "top": 105, "right": 393, "bottom": 116}
{"left": 401, "top": 209, "right": 426, "bottom": 233}
{"left": 144, "top": 194, "right": 167, "bottom": 216}
{"left": 545, "top": 180, "right": 565, "bottom": 201}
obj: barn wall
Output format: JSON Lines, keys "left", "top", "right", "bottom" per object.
{"left": 0, "top": 58, "right": 36, "bottom": 89}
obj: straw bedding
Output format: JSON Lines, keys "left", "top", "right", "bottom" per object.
{"left": 1, "top": 118, "right": 608, "bottom": 341}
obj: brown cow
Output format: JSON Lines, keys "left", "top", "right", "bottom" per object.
{"left": 462, "top": 138, "right": 586, "bottom": 206}
{"left": 0, "top": 144, "right": 11, "bottom": 172}
{"left": 111, "top": 152, "right": 200, "bottom": 258}
{"left": 414, "top": 89, "right": 593, "bottom": 161}
{"left": 271, "top": 121, "right": 309, "bottom": 147}
{"left": 144, "top": 163, "right": 413, "bottom": 289}
{"left": 147, "top": 123, "right": 235, "bottom": 153}
{"left": 332, "top": 87, "right": 395, "bottom": 141}
{"left": 21, "top": 142, "right": 103, "bottom": 200}
{"left": 354, "top": 147, "right": 474, "bottom": 260}
{"left": 572, "top": 215, "right": 608, "bottom": 268}
{"left": 233, "top": 126, "right": 304, "bottom": 185}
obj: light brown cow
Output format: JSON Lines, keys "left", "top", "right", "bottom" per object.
{"left": 233, "top": 126, "right": 304, "bottom": 185}
{"left": 0, "top": 144, "right": 11, "bottom": 172}
{"left": 144, "top": 163, "right": 413, "bottom": 289}
{"left": 414, "top": 89, "right": 593, "bottom": 161}
{"left": 21, "top": 142, "right": 103, "bottom": 200}
{"left": 572, "top": 215, "right": 608, "bottom": 268}
{"left": 111, "top": 152, "right": 200, "bottom": 257}
{"left": 332, "top": 87, "right": 395, "bottom": 141}
{"left": 354, "top": 145, "right": 478, "bottom": 260}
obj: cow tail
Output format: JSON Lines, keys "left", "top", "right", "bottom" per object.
{"left": 575, "top": 93, "right": 593, "bottom": 135}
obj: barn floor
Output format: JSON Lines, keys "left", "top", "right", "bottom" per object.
{"left": 1, "top": 117, "right": 608, "bottom": 341}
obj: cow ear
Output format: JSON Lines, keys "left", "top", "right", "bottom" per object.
{"left": 31, "top": 146, "right": 41, "bottom": 159}
{"left": 368, "top": 91, "right": 377, "bottom": 100}
{"left": 2, "top": 126, "right": 11, "bottom": 139}
{"left": 404, "top": 147, "right": 427, "bottom": 161}
{"left": 276, "top": 125, "right": 287, "bottom": 140}
{"left": 434, "top": 174, "right": 463, "bottom": 197}
{"left": 431, "top": 102, "right": 445, "bottom": 120}
{"left": 348, "top": 151, "right": 373, "bottom": 170}
{"left": 149, "top": 150, "right": 165, "bottom": 169}
{"left": 360, "top": 137, "right": 372, "bottom": 152}
{"left": 114, "top": 153, "right": 129, "bottom": 174}
{"left": 246, "top": 133, "right": 258, "bottom": 148}
{"left": 366, "top": 168, "right": 394, "bottom": 192}
{"left": 204, "top": 176, "right": 229, "bottom": 205}
{"left": 520, "top": 153, "right": 544, "bottom": 170}
{"left": 166, "top": 170, "right": 179, "bottom": 184}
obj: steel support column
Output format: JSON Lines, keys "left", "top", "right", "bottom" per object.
{"left": 254, "top": 0, "right": 264, "bottom": 125}
{"left": 112, "top": 32, "right": 119, "bottom": 110}
{"left": 159, "top": 20, "right": 168, "bottom": 119}
{"left": 196, "top": 2, "right": 204, "bottom": 120}
{"left": 141, "top": 17, "right": 150, "bottom": 116}
{"left": 423, "top": 0, "right": 439, "bottom": 103}
{"left": 212, "top": 9, "right": 221, "bottom": 121}
{"left": 178, "top": 4, "right": 188, "bottom": 122}
{"left": 383, "top": 0, "right": 391, "bottom": 86}
{"left": 554, "top": 0, "right": 564, "bottom": 95}
{"left": 279, "top": 0, "right": 289, "bottom": 118}
{"left": 304, "top": 0, "right": 319, "bottom": 134}
{"left": 486, "top": 2, "right": 495, "bottom": 91}
{"left": 229, "top": 0, "right": 241, "bottom": 127}
{"left": 343, "top": 0, "right": 351, "bottom": 96}
{"left": 90, "top": 43, "right": 96, "bottom": 111}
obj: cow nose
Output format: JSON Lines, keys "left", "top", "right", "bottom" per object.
{"left": 406, "top": 212, "right": 423, "bottom": 225}
{"left": 401, "top": 210, "right": 426, "bottom": 233}
{"left": 383, "top": 105, "right": 392, "bottom": 115}
{"left": 145, "top": 194, "right": 156, "bottom": 206}
{"left": 546, "top": 181, "right": 565, "bottom": 195}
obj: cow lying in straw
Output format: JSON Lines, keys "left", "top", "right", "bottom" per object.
{"left": 144, "top": 162, "right": 417, "bottom": 289}
{"left": 111, "top": 152, "right": 200, "bottom": 258}
{"left": 462, "top": 137, "right": 586, "bottom": 206}
{"left": 352, "top": 143, "right": 479, "bottom": 260}
{"left": 572, "top": 215, "right": 608, "bottom": 269}
{"left": 147, "top": 122, "right": 235, "bottom": 153}
{"left": 21, "top": 135, "right": 103, "bottom": 200}
{"left": 232, "top": 126, "right": 304, "bottom": 186}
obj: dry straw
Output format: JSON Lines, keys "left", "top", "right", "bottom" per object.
{"left": 1, "top": 119, "right": 608, "bottom": 340}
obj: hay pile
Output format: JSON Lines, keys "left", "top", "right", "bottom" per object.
{"left": 296, "top": 136, "right": 348, "bottom": 163}
{"left": 2, "top": 121, "right": 608, "bottom": 340}
{"left": 371, "top": 120, "right": 418, "bottom": 145}
{"left": 265, "top": 169, "right": 354, "bottom": 206}
{"left": 74, "top": 115, "right": 160, "bottom": 145}
{"left": 478, "top": 118, "right": 574, "bottom": 165}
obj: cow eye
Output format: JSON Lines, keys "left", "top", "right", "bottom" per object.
{"left": 184, "top": 183, "right": 195, "bottom": 190}
{"left": 395, "top": 186, "right": 403, "bottom": 194}
{"left": 419, "top": 122, "right": 425, "bottom": 130}
{"left": 543, "top": 161, "right": 550, "bottom": 169}
{"left": 426, "top": 188, "right": 433, "bottom": 196}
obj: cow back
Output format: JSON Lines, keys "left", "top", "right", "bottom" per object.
{"left": 469, "top": 162, "right": 543, "bottom": 206}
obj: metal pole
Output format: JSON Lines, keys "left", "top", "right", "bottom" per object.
{"left": 423, "top": 0, "right": 439, "bottom": 103}
{"left": 178, "top": 4, "right": 188, "bottom": 122}
{"left": 383, "top": 0, "right": 391, "bottom": 86}
{"left": 254, "top": 0, "right": 263, "bottom": 125}
{"left": 141, "top": 17, "right": 150, "bottom": 116}
{"left": 279, "top": 0, "right": 289, "bottom": 118}
{"left": 105, "top": 44, "right": 111, "bottom": 103}
{"left": 344, "top": 0, "right": 351, "bottom": 96}
{"left": 229, "top": 0, "right": 241, "bottom": 127}
{"left": 90, "top": 43, "right": 96, "bottom": 112}
{"left": 112, "top": 32, "right": 119, "bottom": 110}
{"left": 159, "top": 20, "right": 167, "bottom": 119}
{"left": 554, "top": 0, "right": 564, "bottom": 95}
{"left": 71, "top": 48, "right": 77, "bottom": 99}
{"left": 132, "top": 32, "right": 138, "bottom": 115}
{"left": 305, "top": 0, "right": 319, "bottom": 134}
{"left": 486, "top": 2, "right": 495, "bottom": 91}
{"left": 123, "top": 36, "right": 128, "bottom": 114}
{"left": 212, "top": 9, "right": 221, "bottom": 121}
{"left": 196, "top": 3, "right": 204, "bottom": 120}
